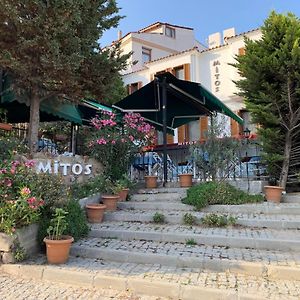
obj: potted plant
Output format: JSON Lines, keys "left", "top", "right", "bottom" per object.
{"left": 85, "top": 203, "right": 106, "bottom": 223}
{"left": 178, "top": 173, "right": 193, "bottom": 187}
{"left": 116, "top": 174, "right": 134, "bottom": 201}
{"left": 43, "top": 208, "right": 74, "bottom": 264}
{"left": 144, "top": 174, "right": 158, "bottom": 189}
{"left": 101, "top": 178, "right": 122, "bottom": 211}
{"left": 264, "top": 177, "right": 284, "bottom": 203}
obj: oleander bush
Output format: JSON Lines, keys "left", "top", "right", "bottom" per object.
{"left": 182, "top": 181, "right": 263, "bottom": 210}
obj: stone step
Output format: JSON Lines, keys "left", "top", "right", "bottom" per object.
{"left": 104, "top": 210, "right": 300, "bottom": 229}
{"left": 136, "top": 187, "right": 188, "bottom": 195}
{"left": 118, "top": 201, "right": 193, "bottom": 211}
{"left": 2, "top": 256, "right": 299, "bottom": 300}
{"left": 71, "top": 237, "right": 300, "bottom": 281}
{"left": 202, "top": 202, "right": 300, "bottom": 215}
{"left": 283, "top": 193, "right": 300, "bottom": 203}
{"left": 130, "top": 192, "right": 184, "bottom": 202}
{"left": 119, "top": 201, "right": 300, "bottom": 214}
{"left": 90, "top": 222, "right": 300, "bottom": 252}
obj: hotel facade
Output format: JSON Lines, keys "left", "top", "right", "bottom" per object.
{"left": 115, "top": 22, "right": 262, "bottom": 144}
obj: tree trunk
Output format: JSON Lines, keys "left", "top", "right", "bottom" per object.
{"left": 28, "top": 89, "right": 40, "bottom": 154}
{"left": 279, "top": 131, "right": 292, "bottom": 189}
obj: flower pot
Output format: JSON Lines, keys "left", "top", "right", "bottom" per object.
{"left": 0, "top": 123, "right": 12, "bottom": 131}
{"left": 43, "top": 235, "right": 74, "bottom": 264}
{"left": 264, "top": 185, "right": 284, "bottom": 203}
{"left": 144, "top": 175, "right": 158, "bottom": 189}
{"left": 179, "top": 174, "right": 193, "bottom": 187}
{"left": 118, "top": 188, "right": 129, "bottom": 201}
{"left": 101, "top": 195, "right": 119, "bottom": 211}
{"left": 86, "top": 204, "right": 106, "bottom": 223}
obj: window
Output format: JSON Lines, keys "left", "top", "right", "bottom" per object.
{"left": 142, "top": 47, "right": 151, "bottom": 64}
{"left": 127, "top": 82, "right": 142, "bottom": 95}
{"left": 165, "top": 26, "right": 175, "bottom": 38}
{"left": 174, "top": 66, "right": 184, "bottom": 79}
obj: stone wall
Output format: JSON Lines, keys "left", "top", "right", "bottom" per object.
{"left": 0, "top": 224, "right": 38, "bottom": 264}
{"left": 226, "top": 179, "right": 267, "bottom": 195}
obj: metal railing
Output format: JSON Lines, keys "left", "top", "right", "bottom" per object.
{"left": 129, "top": 142, "right": 267, "bottom": 183}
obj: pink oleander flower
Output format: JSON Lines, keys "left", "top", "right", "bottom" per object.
{"left": 27, "top": 197, "right": 36, "bottom": 205}
{"left": 24, "top": 160, "right": 35, "bottom": 168}
{"left": 20, "top": 187, "right": 31, "bottom": 197}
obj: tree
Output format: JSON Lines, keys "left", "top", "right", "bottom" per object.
{"left": 191, "top": 115, "right": 241, "bottom": 181}
{"left": 234, "top": 11, "right": 300, "bottom": 189}
{"left": 0, "top": 0, "right": 130, "bottom": 153}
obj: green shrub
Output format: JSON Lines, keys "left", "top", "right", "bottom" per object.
{"left": 201, "top": 213, "right": 237, "bottom": 227}
{"left": 64, "top": 200, "right": 89, "bottom": 241}
{"left": 152, "top": 212, "right": 166, "bottom": 224}
{"left": 70, "top": 175, "right": 106, "bottom": 200}
{"left": 182, "top": 181, "right": 263, "bottom": 210}
{"left": 0, "top": 136, "right": 28, "bottom": 161}
{"left": 29, "top": 172, "right": 69, "bottom": 207}
{"left": 185, "top": 238, "right": 197, "bottom": 246}
{"left": 38, "top": 199, "right": 89, "bottom": 247}
{"left": 182, "top": 213, "right": 198, "bottom": 226}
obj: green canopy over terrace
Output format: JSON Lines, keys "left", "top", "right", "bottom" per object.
{"left": 113, "top": 72, "right": 243, "bottom": 185}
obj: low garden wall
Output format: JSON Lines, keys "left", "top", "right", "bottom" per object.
{"left": 0, "top": 224, "right": 38, "bottom": 264}
{"left": 227, "top": 179, "right": 268, "bottom": 195}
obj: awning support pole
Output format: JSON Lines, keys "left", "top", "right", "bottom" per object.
{"left": 162, "top": 77, "right": 168, "bottom": 187}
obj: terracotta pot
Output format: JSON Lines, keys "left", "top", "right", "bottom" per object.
{"left": 43, "top": 235, "right": 74, "bottom": 264}
{"left": 86, "top": 204, "right": 106, "bottom": 223}
{"left": 0, "top": 123, "right": 12, "bottom": 131}
{"left": 144, "top": 175, "right": 158, "bottom": 188}
{"left": 118, "top": 188, "right": 129, "bottom": 201}
{"left": 264, "top": 186, "right": 284, "bottom": 203}
{"left": 101, "top": 195, "right": 119, "bottom": 211}
{"left": 179, "top": 174, "right": 193, "bottom": 187}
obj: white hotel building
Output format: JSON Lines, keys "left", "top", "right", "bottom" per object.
{"left": 115, "top": 22, "right": 261, "bottom": 144}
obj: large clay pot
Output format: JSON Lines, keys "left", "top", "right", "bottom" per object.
{"left": 43, "top": 235, "right": 74, "bottom": 264}
{"left": 101, "top": 195, "right": 119, "bottom": 211}
{"left": 179, "top": 174, "right": 193, "bottom": 187}
{"left": 264, "top": 185, "right": 284, "bottom": 203}
{"left": 144, "top": 175, "right": 158, "bottom": 188}
{"left": 118, "top": 188, "right": 129, "bottom": 201}
{"left": 86, "top": 204, "right": 106, "bottom": 223}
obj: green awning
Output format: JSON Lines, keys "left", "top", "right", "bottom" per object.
{"left": 113, "top": 72, "right": 243, "bottom": 132}
{"left": 82, "top": 99, "right": 113, "bottom": 112}
{"left": 0, "top": 77, "right": 82, "bottom": 124}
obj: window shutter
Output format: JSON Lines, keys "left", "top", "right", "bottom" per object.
{"left": 238, "top": 47, "right": 246, "bottom": 56}
{"left": 167, "top": 134, "right": 174, "bottom": 144}
{"left": 183, "top": 64, "right": 190, "bottom": 80}
{"left": 230, "top": 111, "right": 242, "bottom": 137}
{"left": 127, "top": 84, "right": 132, "bottom": 95}
{"left": 200, "top": 116, "right": 208, "bottom": 140}
{"left": 178, "top": 126, "right": 185, "bottom": 143}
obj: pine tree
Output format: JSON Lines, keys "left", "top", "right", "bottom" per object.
{"left": 0, "top": 0, "right": 129, "bottom": 153}
{"left": 234, "top": 11, "right": 300, "bottom": 189}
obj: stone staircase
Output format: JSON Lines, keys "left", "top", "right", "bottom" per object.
{"left": 4, "top": 188, "right": 300, "bottom": 299}
{"left": 66, "top": 188, "right": 300, "bottom": 299}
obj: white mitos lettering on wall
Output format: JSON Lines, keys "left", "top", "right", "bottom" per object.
{"left": 36, "top": 160, "right": 92, "bottom": 176}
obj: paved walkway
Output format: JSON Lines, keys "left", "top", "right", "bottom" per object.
{"left": 0, "top": 272, "right": 165, "bottom": 300}
{"left": 1, "top": 256, "right": 299, "bottom": 299}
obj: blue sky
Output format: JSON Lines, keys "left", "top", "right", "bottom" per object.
{"left": 101, "top": 0, "right": 300, "bottom": 47}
